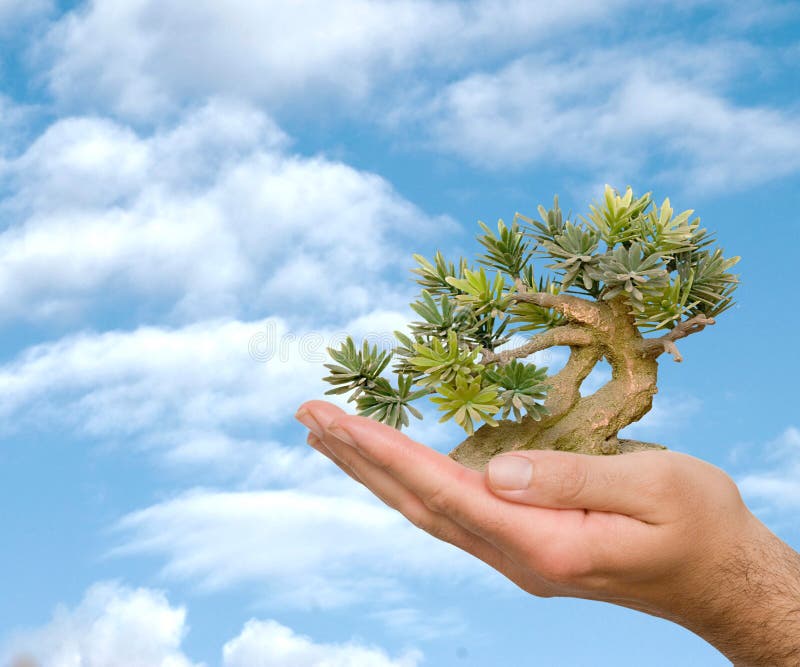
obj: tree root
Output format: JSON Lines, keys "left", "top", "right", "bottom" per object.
{"left": 616, "top": 438, "right": 668, "bottom": 454}
{"left": 447, "top": 417, "right": 669, "bottom": 471}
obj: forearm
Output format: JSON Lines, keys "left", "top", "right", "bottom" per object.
{"left": 684, "top": 512, "right": 800, "bottom": 666}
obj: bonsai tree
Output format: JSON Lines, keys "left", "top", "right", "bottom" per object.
{"left": 323, "top": 186, "right": 740, "bottom": 470}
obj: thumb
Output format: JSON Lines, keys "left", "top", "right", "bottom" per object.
{"left": 485, "top": 449, "right": 671, "bottom": 520}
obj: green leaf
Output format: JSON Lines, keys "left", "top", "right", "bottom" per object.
{"left": 322, "top": 337, "right": 393, "bottom": 401}
{"left": 583, "top": 185, "right": 652, "bottom": 247}
{"left": 408, "top": 290, "right": 479, "bottom": 341}
{"left": 507, "top": 276, "right": 566, "bottom": 333}
{"left": 443, "top": 267, "right": 514, "bottom": 350}
{"left": 515, "top": 195, "right": 567, "bottom": 248}
{"left": 593, "top": 242, "right": 668, "bottom": 312}
{"left": 430, "top": 375, "right": 503, "bottom": 435}
{"left": 476, "top": 218, "right": 535, "bottom": 277}
{"left": 484, "top": 360, "right": 551, "bottom": 421}
{"left": 685, "top": 248, "right": 741, "bottom": 317}
{"left": 409, "top": 330, "right": 483, "bottom": 387}
{"left": 355, "top": 374, "right": 429, "bottom": 430}
{"left": 445, "top": 267, "right": 509, "bottom": 312}
{"left": 541, "top": 221, "right": 601, "bottom": 292}
{"left": 635, "top": 271, "right": 700, "bottom": 331}
{"left": 411, "top": 251, "right": 469, "bottom": 295}
{"left": 635, "top": 197, "right": 700, "bottom": 256}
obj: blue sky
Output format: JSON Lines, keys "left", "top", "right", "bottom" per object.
{"left": 1, "top": 1, "right": 799, "bottom": 664}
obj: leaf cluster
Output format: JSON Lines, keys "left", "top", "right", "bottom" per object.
{"left": 323, "top": 330, "right": 549, "bottom": 434}
{"left": 323, "top": 337, "right": 429, "bottom": 429}
{"left": 484, "top": 360, "right": 550, "bottom": 421}
{"left": 518, "top": 186, "right": 740, "bottom": 330}
{"left": 322, "top": 185, "right": 740, "bottom": 434}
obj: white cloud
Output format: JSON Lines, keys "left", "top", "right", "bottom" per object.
{"left": 0, "top": 96, "right": 38, "bottom": 154}
{"left": 0, "top": 305, "right": 481, "bottom": 485}
{"left": 403, "top": 44, "right": 800, "bottom": 191}
{"left": 0, "top": 0, "right": 51, "bottom": 35}
{"left": 1, "top": 582, "right": 423, "bottom": 667}
{"left": 0, "top": 317, "right": 302, "bottom": 436}
{"left": 368, "top": 606, "right": 466, "bottom": 641}
{"left": 39, "top": 0, "right": 627, "bottom": 120}
{"left": 1, "top": 582, "right": 200, "bottom": 667}
{"left": 223, "top": 619, "right": 422, "bottom": 667}
{"left": 0, "top": 99, "right": 451, "bottom": 323}
{"left": 113, "top": 488, "right": 490, "bottom": 609}
{"left": 0, "top": 311, "right": 419, "bottom": 474}
{"left": 0, "top": 306, "right": 579, "bottom": 469}
{"left": 738, "top": 427, "right": 800, "bottom": 510}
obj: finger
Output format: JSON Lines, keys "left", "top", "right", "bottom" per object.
{"left": 300, "top": 403, "right": 497, "bottom": 553}
{"left": 485, "top": 449, "right": 676, "bottom": 524}
{"left": 295, "top": 400, "right": 335, "bottom": 438}
{"left": 298, "top": 402, "right": 553, "bottom": 585}
{"left": 298, "top": 401, "right": 665, "bottom": 588}
{"left": 297, "top": 402, "right": 359, "bottom": 480}
{"left": 307, "top": 432, "right": 364, "bottom": 485}
{"left": 300, "top": 402, "right": 511, "bottom": 558}
{"left": 302, "top": 403, "right": 583, "bottom": 563}
{"left": 312, "top": 424, "right": 555, "bottom": 597}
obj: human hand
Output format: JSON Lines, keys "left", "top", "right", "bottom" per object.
{"left": 295, "top": 400, "right": 800, "bottom": 666}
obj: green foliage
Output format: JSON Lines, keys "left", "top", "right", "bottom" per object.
{"left": 324, "top": 337, "right": 429, "bottom": 430}
{"left": 593, "top": 242, "right": 668, "bottom": 310}
{"left": 515, "top": 195, "right": 566, "bottom": 246}
{"left": 685, "top": 248, "right": 740, "bottom": 317}
{"left": 391, "top": 330, "right": 426, "bottom": 376}
{"left": 507, "top": 276, "right": 565, "bottom": 333}
{"left": 541, "top": 221, "right": 601, "bottom": 292}
{"left": 408, "top": 330, "right": 483, "bottom": 387}
{"left": 584, "top": 186, "right": 652, "bottom": 246}
{"left": 484, "top": 360, "right": 550, "bottom": 421}
{"left": 408, "top": 290, "right": 478, "bottom": 340}
{"left": 476, "top": 219, "right": 534, "bottom": 277}
{"left": 355, "top": 374, "right": 428, "bottom": 430}
{"left": 634, "top": 197, "right": 700, "bottom": 255}
{"left": 429, "top": 374, "right": 503, "bottom": 435}
{"left": 323, "top": 337, "right": 392, "bottom": 400}
{"left": 445, "top": 267, "right": 513, "bottom": 351}
{"left": 321, "top": 184, "right": 740, "bottom": 434}
{"left": 411, "top": 251, "right": 468, "bottom": 295}
{"left": 445, "top": 267, "right": 511, "bottom": 317}
{"left": 636, "top": 271, "right": 699, "bottom": 331}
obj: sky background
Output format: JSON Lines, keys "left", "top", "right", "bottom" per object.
{"left": 1, "top": 1, "right": 799, "bottom": 665}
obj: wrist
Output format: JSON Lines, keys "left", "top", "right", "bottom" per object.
{"left": 681, "top": 511, "right": 800, "bottom": 666}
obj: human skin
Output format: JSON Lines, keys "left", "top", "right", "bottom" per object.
{"left": 295, "top": 400, "right": 800, "bottom": 666}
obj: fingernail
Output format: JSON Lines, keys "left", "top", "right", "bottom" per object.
{"left": 295, "top": 407, "right": 323, "bottom": 437}
{"left": 488, "top": 455, "right": 532, "bottom": 490}
{"left": 327, "top": 423, "right": 358, "bottom": 449}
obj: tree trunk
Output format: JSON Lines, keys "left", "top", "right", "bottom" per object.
{"left": 448, "top": 297, "right": 667, "bottom": 471}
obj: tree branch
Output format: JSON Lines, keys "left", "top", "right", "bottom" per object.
{"left": 512, "top": 278, "right": 603, "bottom": 327}
{"left": 640, "top": 314, "right": 716, "bottom": 362}
{"left": 481, "top": 325, "right": 596, "bottom": 365}
{"left": 543, "top": 344, "right": 603, "bottom": 416}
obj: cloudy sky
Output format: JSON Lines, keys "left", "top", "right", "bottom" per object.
{"left": 1, "top": 1, "right": 799, "bottom": 665}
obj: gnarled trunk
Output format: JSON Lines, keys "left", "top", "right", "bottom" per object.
{"left": 448, "top": 296, "right": 666, "bottom": 471}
